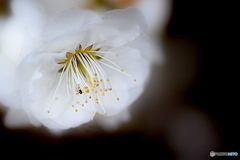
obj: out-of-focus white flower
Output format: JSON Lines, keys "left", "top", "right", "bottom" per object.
{"left": 0, "top": 0, "right": 46, "bottom": 108}
{"left": 0, "top": 0, "right": 150, "bottom": 130}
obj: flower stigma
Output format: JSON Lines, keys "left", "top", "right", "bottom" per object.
{"left": 47, "top": 44, "right": 137, "bottom": 117}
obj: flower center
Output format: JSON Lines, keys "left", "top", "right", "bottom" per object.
{"left": 47, "top": 44, "right": 136, "bottom": 116}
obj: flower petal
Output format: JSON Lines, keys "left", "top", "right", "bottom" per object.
{"left": 101, "top": 47, "right": 150, "bottom": 91}
{"left": 84, "top": 21, "right": 140, "bottom": 48}
{"left": 0, "top": 54, "right": 18, "bottom": 108}
{"left": 17, "top": 53, "right": 95, "bottom": 129}
{"left": 102, "top": 8, "right": 147, "bottom": 32}
{"left": 96, "top": 86, "right": 144, "bottom": 116}
{"left": 11, "top": 0, "right": 47, "bottom": 36}
{"left": 4, "top": 109, "right": 32, "bottom": 128}
{"left": 43, "top": 9, "right": 102, "bottom": 41}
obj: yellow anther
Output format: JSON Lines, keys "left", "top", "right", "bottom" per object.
{"left": 104, "top": 112, "right": 108, "bottom": 115}
{"left": 82, "top": 104, "right": 85, "bottom": 107}
{"left": 120, "top": 69, "right": 124, "bottom": 72}
{"left": 116, "top": 98, "right": 120, "bottom": 101}
{"left": 93, "top": 112, "right": 98, "bottom": 115}
{"left": 75, "top": 109, "right": 79, "bottom": 112}
{"left": 66, "top": 52, "right": 74, "bottom": 59}
{"left": 75, "top": 44, "right": 82, "bottom": 52}
{"left": 47, "top": 110, "right": 51, "bottom": 113}
{"left": 72, "top": 105, "right": 75, "bottom": 107}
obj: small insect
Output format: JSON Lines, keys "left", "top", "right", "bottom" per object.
{"left": 79, "top": 89, "right": 83, "bottom": 94}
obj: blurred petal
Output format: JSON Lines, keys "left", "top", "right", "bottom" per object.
{"left": 11, "top": 0, "right": 47, "bottom": 36}
{"left": 4, "top": 109, "right": 32, "bottom": 128}
{"left": 43, "top": 9, "right": 102, "bottom": 41}
{"left": 103, "top": 8, "right": 147, "bottom": 32}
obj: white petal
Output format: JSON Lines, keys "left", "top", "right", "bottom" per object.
{"left": 0, "top": 19, "right": 25, "bottom": 63}
{"left": 11, "top": 0, "right": 47, "bottom": 36}
{"left": 84, "top": 21, "right": 140, "bottom": 48}
{"left": 39, "top": 31, "right": 86, "bottom": 53}
{"left": 96, "top": 86, "right": 144, "bottom": 116}
{"left": 136, "top": 0, "right": 171, "bottom": 33}
{"left": 102, "top": 8, "right": 147, "bottom": 32}
{"left": 17, "top": 53, "right": 94, "bottom": 130}
{"left": 43, "top": 9, "right": 102, "bottom": 41}
{"left": 0, "top": 54, "right": 19, "bottom": 108}
{"left": 94, "top": 109, "right": 131, "bottom": 130}
{"left": 4, "top": 109, "right": 32, "bottom": 128}
{"left": 101, "top": 47, "right": 150, "bottom": 91}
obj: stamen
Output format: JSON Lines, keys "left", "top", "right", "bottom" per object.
{"left": 50, "top": 44, "right": 136, "bottom": 116}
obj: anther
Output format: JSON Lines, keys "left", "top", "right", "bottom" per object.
{"left": 66, "top": 52, "right": 74, "bottom": 59}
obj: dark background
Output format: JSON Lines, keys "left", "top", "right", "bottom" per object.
{"left": 167, "top": 0, "right": 238, "bottom": 158}
{"left": 0, "top": 0, "right": 238, "bottom": 159}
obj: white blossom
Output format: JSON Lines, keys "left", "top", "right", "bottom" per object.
{"left": 0, "top": 0, "right": 150, "bottom": 130}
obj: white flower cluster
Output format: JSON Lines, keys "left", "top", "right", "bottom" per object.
{"left": 0, "top": 0, "right": 150, "bottom": 130}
